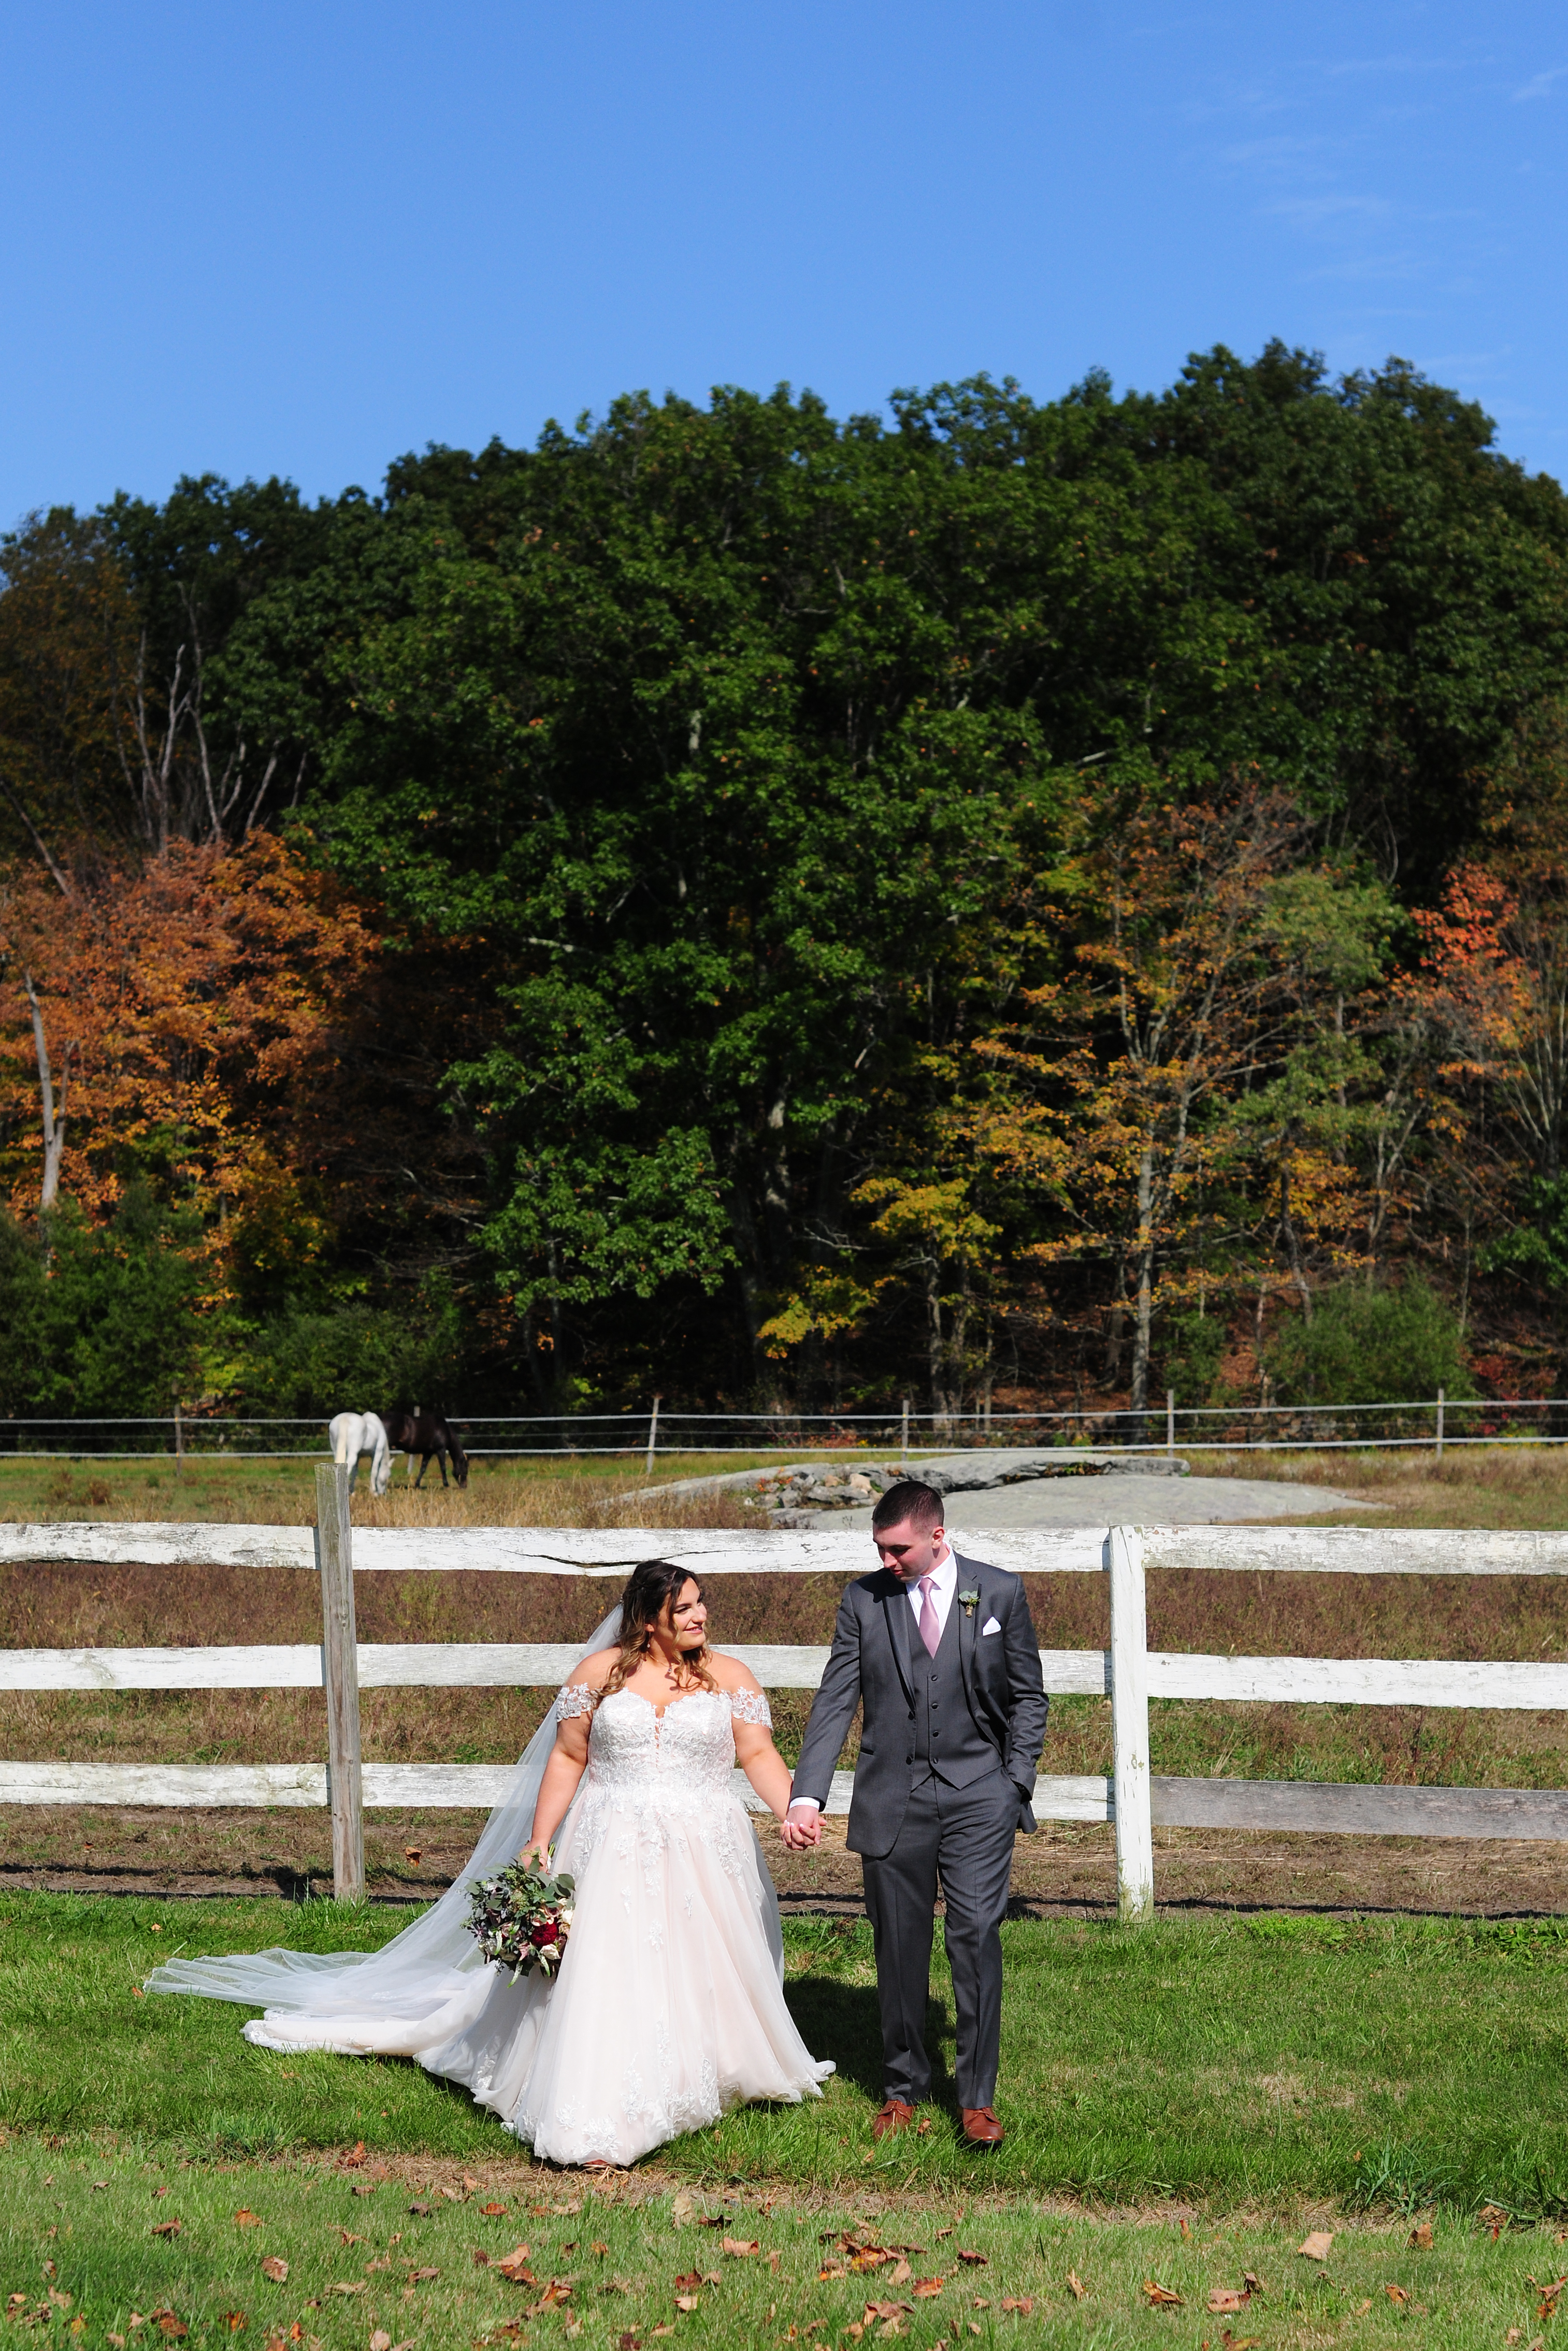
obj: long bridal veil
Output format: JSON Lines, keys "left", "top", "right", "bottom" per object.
{"left": 145, "top": 1600, "right": 787, "bottom": 2043}
{"left": 145, "top": 1605, "right": 627, "bottom": 2039}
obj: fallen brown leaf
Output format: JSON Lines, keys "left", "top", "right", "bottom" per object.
{"left": 911, "top": 2280, "right": 944, "bottom": 2298}
{"left": 674, "top": 2297, "right": 700, "bottom": 2314}
{"left": 722, "top": 2237, "right": 759, "bottom": 2257}
{"left": 1143, "top": 2280, "right": 1182, "bottom": 2307}
{"left": 956, "top": 2251, "right": 987, "bottom": 2268}
{"left": 350, "top": 2184, "right": 378, "bottom": 2199}
{"left": 482, "top": 2202, "right": 508, "bottom": 2217}
{"left": 234, "top": 2211, "right": 263, "bottom": 2229}
{"left": 1297, "top": 2232, "right": 1334, "bottom": 2262}
{"left": 1241, "top": 2272, "right": 1264, "bottom": 2297}
{"left": 259, "top": 2260, "right": 288, "bottom": 2286}
{"left": 1000, "top": 2298, "right": 1034, "bottom": 2316}
{"left": 1066, "top": 2272, "right": 1087, "bottom": 2301}
{"left": 150, "top": 2221, "right": 181, "bottom": 2239}
{"left": 1206, "top": 2290, "right": 1248, "bottom": 2315}
{"left": 1408, "top": 2223, "right": 1434, "bottom": 2249}
{"left": 222, "top": 2320, "right": 246, "bottom": 2336}
{"left": 886, "top": 2259, "right": 911, "bottom": 2286}
{"left": 340, "top": 2143, "right": 368, "bottom": 2170}
{"left": 817, "top": 2263, "right": 845, "bottom": 2281}
{"left": 153, "top": 2316, "right": 188, "bottom": 2341}
{"left": 862, "top": 2301, "right": 914, "bottom": 2322}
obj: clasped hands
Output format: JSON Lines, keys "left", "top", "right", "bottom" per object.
{"left": 779, "top": 1800, "right": 823, "bottom": 1850}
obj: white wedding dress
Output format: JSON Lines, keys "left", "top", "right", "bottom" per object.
{"left": 417, "top": 1685, "right": 833, "bottom": 2164}
{"left": 148, "top": 1665, "right": 832, "bottom": 2169}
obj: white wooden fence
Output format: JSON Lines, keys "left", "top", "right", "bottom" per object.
{"left": 3, "top": 1468, "right": 1567, "bottom": 1917}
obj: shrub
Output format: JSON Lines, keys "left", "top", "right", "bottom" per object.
{"left": 239, "top": 1275, "right": 466, "bottom": 1416}
{"left": 1158, "top": 1309, "right": 1229, "bottom": 1406}
{"left": 1265, "top": 1279, "right": 1474, "bottom": 1406}
{"left": 0, "top": 1187, "right": 205, "bottom": 1416}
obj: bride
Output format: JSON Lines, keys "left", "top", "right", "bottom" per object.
{"left": 147, "top": 1562, "right": 832, "bottom": 2167}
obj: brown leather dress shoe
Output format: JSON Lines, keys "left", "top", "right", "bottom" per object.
{"left": 961, "top": 2105, "right": 1005, "bottom": 2148}
{"left": 872, "top": 2097, "right": 916, "bottom": 2141}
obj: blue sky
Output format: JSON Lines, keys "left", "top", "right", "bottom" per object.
{"left": 2, "top": 0, "right": 1565, "bottom": 523}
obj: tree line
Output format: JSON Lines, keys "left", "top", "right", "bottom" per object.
{"left": 1, "top": 341, "right": 1565, "bottom": 1421}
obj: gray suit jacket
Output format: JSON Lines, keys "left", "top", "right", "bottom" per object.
{"left": 790, "top": 1550, "right": 1049, "bottom": 1859}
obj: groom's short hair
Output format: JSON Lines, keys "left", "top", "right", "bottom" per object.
{"left": 871, "top": 1479, "right": 945, "bottom": 1532}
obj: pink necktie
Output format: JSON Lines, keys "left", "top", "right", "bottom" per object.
{"left": 917, "top": 1575, "right": 940, "bottom": 1657}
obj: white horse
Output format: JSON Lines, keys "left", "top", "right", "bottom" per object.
{"left": 327, "top": 1409, "right": 391, "bottom": 1496}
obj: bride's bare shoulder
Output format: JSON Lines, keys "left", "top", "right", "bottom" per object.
{"left": 704, "top": 1650, "right": 762, "bottom": 1692}
{"left": 566, "top": 1648, "right": 619, "bottom": 1690}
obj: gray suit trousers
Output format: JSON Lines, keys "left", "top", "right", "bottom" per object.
{"left": 859, "top": 1765, "right": 1018, "bottom": 2109}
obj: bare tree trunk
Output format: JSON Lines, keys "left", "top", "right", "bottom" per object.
{"left": 1128, "top": 1147, "right": 1155, "bottom": 1413}
{"left": 1103, "top": 1254, "right": 1128, "bottom": 1384}
{"left": 23, "top": 974, "right": 67, "bottom": 1211}
{"left": 923, "top": 1254, "right": 949, "bottom": 1428}
{"left": 1280, "top": 1169, "right": 1313, "bottom": 1319}
{"left": 0, "top": 782, "right": 72, "bottom": 897}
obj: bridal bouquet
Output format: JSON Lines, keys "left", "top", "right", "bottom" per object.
{"left": 465, "top": 1857, "right": 577, "bottom": 1982}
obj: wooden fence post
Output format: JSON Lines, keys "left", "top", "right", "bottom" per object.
{"left": 1436, "top": 1387, "right": 1445, "bottom": 1462}
{"left": 1107, "top": 1523, "right": 1154, "bottom": 1922}
{"left": 645, "top": 1395, "right": 661, "bottom": 1477}
{"left": 1166, "top": 1389, "right": 1175, "bottom": 1458}
{"left": 900, "top": 1398, "right": 910, "bottom": 1460}
{"left": 314, "top": 1462, "right": 364, "bottom": 1902}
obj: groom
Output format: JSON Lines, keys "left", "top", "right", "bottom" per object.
{"left": 782, "top": 1480, "right": 1047, "bottom": 2147}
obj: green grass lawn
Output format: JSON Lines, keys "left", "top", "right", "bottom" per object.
{"left": 6, "top": 1896, "right": 1568, "bottom": 2210}
{"left": 7, "top": 2146, "right": 1563, "bottom": 2351}
{"left": 7, "top": 1896, "right": 1568, "bottom": 2342}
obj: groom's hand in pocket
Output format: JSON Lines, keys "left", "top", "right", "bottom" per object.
{"left": 780, "top": 1800, "right": 823, "bottom": 1849}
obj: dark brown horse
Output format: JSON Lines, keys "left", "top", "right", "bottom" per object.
{"left": 382, "top": 1406, "right": 470, "bottom": 1489}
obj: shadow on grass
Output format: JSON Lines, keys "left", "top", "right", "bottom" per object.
{"left": 783, "top": 1978, "right": 964, "bottom": 2114}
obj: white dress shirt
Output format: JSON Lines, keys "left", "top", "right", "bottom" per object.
{"left": 788, "top": 1538, "right": 956, "bottom": 1813}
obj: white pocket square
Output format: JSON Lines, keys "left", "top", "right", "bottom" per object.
{"left": 981, "top": 1616, "right": 1002, "bottom": 1636}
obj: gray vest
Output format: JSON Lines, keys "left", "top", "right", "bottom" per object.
{"left": 907, "top": 1587, "right": 1009, "bottom": 1792}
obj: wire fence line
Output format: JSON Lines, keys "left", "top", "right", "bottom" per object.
{"left": 0, "top": 1392, "right": 1565, "bottom": 1460}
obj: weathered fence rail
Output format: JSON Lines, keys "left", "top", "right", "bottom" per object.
{"left": 4, "top": 1482, "right": 1568, "bottom": 1913}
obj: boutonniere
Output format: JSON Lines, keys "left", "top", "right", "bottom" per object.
{"left": 958, "top": 1588, "right": 980, "bottom": 1618}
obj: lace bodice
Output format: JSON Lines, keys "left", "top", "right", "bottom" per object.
{"left": 554, "top": 1685, "right": 769, "bottom": 1801}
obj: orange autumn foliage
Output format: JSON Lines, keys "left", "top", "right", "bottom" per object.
{"left": 0, "top": 835, "right": 373, "bottom": 1260}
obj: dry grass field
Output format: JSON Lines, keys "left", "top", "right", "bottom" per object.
{"left": 2, "top": 1441, "right": 1566, "bottom": 1912}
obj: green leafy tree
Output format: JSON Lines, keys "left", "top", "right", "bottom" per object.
{"left": 1265, "top": 1279, "right": 1475, "bottom": 1407}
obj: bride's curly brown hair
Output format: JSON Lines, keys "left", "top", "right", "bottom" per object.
{"left": 599, "top": 1560, "right": 717, "bottom": 1700}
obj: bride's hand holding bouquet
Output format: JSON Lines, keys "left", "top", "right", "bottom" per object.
{"left": 465, "top": 1846, "right": 577, "bottom": 1983}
